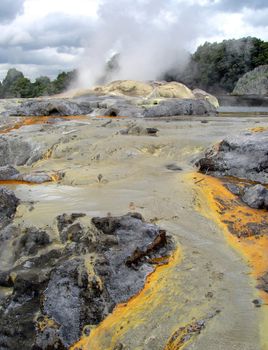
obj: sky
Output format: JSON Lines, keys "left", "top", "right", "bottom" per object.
{"left": 0, "top": 0, "right": 267, "bottom": 84}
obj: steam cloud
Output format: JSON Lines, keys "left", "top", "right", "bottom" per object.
{"left": 76, "top": 0, "right": 209, "bottom": 88}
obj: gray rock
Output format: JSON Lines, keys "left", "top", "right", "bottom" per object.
{"left": 0, "top": 165, "right": 19, "bottom": 180}
{"left": 8, "top": 95, "right": 216, "bottom": 119}
{"left": 242, "top": 184, "right": 268, "bottom": 210}
{"left": 143, "top": 99, "right": 216, "bottom": 118}
{"left": 0, "top": 212, "right": 173, "bottom": 349}
{"left": 225, "top": 183, "right": 241, "bottom": 196}
{"left": 233, "top": 65, "right": 268, "bottom": 96}
{"left": 0, "top": 187, "right": 19, "bottom": 228}
{"left": 0, "top": 134, "right": 46, "bottom": 166}
{"left": 0, "top": 165, "right": 52, "bottom": 183}
{"left": 196, "top": 131, "right": 268, "bottom": 184}
{"left": 14, "top": 227, "right": 51, "bottom": 259}
{"left": 9, "top": 98, "right": 93, "bottom": 117}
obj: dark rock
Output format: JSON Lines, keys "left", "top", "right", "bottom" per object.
{"left": 242, "top": 184, "right": 268, "bottom": 210}
{"left": 0, "top": 213, "right": 173, "bottom": 349}
{"left": 0, "top": 187, "right": 19, "bottom": 228}
{"left": 14, "top": 227, "right": 51, "bottom": 259}
{"left": 56, "top": 213, "right": 86, "bottom": 234}
{"left": 252, "top": 299, "right": 263, "bottom": 307}
{"left": 146, "top": 127, "right": 159, "bottom": 135}
{"left": 225, "top": 183, "right": 241, "bottom": 196}
{"left": 196, "top": 131, "right": 268, "bottom": 184}
{"left": 166, "top": 164, "right": 183, "bottom": 171}
{"left": 0, "top": 165, "right": 19, "bottom": 180}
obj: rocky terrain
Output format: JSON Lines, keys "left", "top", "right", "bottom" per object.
{"left": 0, "top": 86, "right": 267, "bottom": 349}
{"left": 4, "top": 80, "right": 218, "bottom": 119}
{"left": 196, "top": 130, "right": 268, "bottom": 208}
{"left": 233, "top": 65, "right": 268, "bottom": 96}
{"left": 0, "top": 206, "right": 172, "bottom": 349}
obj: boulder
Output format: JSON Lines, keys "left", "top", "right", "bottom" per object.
{"left": 196, "top": 131, "right": 268, "bottom": 184}
{"left": 193, "top": 88, "right": 219, "bottom": 108}
{"left": 241, "top": 185, "right": 268, "bottom": 210}
{"left": 143, "top": 98, "right": 216, "bottom": 118}
{"left": 233, "top": 65, "right": 268, "bottom": 96}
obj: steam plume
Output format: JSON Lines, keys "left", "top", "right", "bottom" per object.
{"left": 76, "top": 0, "right": 209, "bottom": 88}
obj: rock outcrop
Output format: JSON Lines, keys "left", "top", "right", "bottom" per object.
{"left": 0, "top": 165, "right": 59, "bottom": 183}
{"left": 7, "top": 80, "right": 218, "bottom": 118}
{"left": 0, "top": 187, "right": 19, "bottom": 228}
{"left": 233, "top": 65, "right": 268, "bottom": 96}
{"left": 0, "top": 212, "right": 173, "bottom": 349}
{"left": 196, "top": 131, "right": 268, "bottom": 184}
{"left": 196, "top": 131, "right": 268, "bottom": 210}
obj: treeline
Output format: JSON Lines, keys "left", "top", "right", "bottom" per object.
{"left": 0, "top": 68, "right": 77, "bottom": 98}
{"left": 165, "top": 37, "right": 268, "bottom": 93}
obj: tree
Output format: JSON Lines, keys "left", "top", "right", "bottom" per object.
{"left": 2, "top": 68, "right": 25, "bottom": 98}
{"left": 165, "top": 37, "right": 268, "bottom": 93}
{"left": 32, "top": 76, "right": 54, "bottom": 97}
{"left": 52, "top": 70, "right": 77, "bottom": 93}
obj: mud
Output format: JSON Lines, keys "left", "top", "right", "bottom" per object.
{"left": 0, "top": 111, "right": 268, "bottom": 349}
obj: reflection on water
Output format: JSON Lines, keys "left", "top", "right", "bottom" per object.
{"left": 9, "top": 183, "right": 149, "bottom": 226}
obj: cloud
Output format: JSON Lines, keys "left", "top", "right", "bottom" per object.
{"left": 215, "top": 0, "right": 268, "bottom": 12}
{"left": 0, "top": 0, "right": 25, "bottom": 23}
{"left": 243, "top": 8, "right": 268, "bottom": 27}
{"left": 0, "top": 0, "right": 267, "bottom": 83}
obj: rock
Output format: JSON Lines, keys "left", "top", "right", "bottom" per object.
{"left": 93, "top": 80, "right": 154, "bottom": 97}
{"left": 0, "top": 187, "right": 19, "bottom": 228}
{"left": 0, "top": 134, "right": 46, "bottom": 166}
{"left": 166, "top": 164, "right": 183, "bottom": 171}
{"left": 14, "top": 227, "right": 51, "bottom": 259}
{"left": 225, "top": 183, "right": 241, "bottom": 196}
{"left": 193, "top": 88, "right": 220, "bottom": 108}
{"left": 119, "top": 124, "right": 159, "bottom": 136}
{"left": 233, "top": 65, "right": 268, "bottom": 96}
{"left": 0, "top": 212, "right": 173, "bottom": 349}
{"left": 143, "top": 98, "right": 216, "bottom": 118}
{"left": 241, "top": 185, "right": 268, "bottom": 210}
{"left": 0, "top": 165, "right": 54, "bottom": 183}
{"left": 7, "top": 82, "right": 217, "bottom": 118}
{"left": 152, "top": 82, "right": 195, "bottom": 99}
{"left": 0, "top": 165, "right": 19, "bottom": 180}
{"left": 9, "top": 98, "right": 93, "bottom": 117}
{"left": 196, "top": 131, "right": 268, "bottom": 184}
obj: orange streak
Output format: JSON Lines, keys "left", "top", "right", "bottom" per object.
{"left": 70, "top": 249, "right": 181, "bottom": 350}
{"left": 191, "top": 173, "right": 268, "bottom": 303}
{"left": 0, "top": 115, "right": 88, "bottom": 134}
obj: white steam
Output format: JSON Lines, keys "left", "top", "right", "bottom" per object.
{"left": 76, "top": 0, "right": 209, "bottom": 88}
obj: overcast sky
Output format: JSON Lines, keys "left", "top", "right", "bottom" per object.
{"left": 0, "top": 0, "right": 267, "bottom": 82}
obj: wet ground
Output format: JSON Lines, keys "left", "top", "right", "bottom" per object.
{"left": 1, "top": 112, "right": 268, "bottom": 349}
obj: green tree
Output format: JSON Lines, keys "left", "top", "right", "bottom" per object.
{"left": 32, "top": 76, "right": 54, "bottom": 97}
{"left": 52, "top": 70, "right": 77, "bottom": 93}
{"left": 2, "top": 68, "right": 25, "bottom": 97}
{"left": 12, "top": 77, "right": 33, "bottom": 98}
{"left": 165, "top": 37, "right": 268, "bottom": 93}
